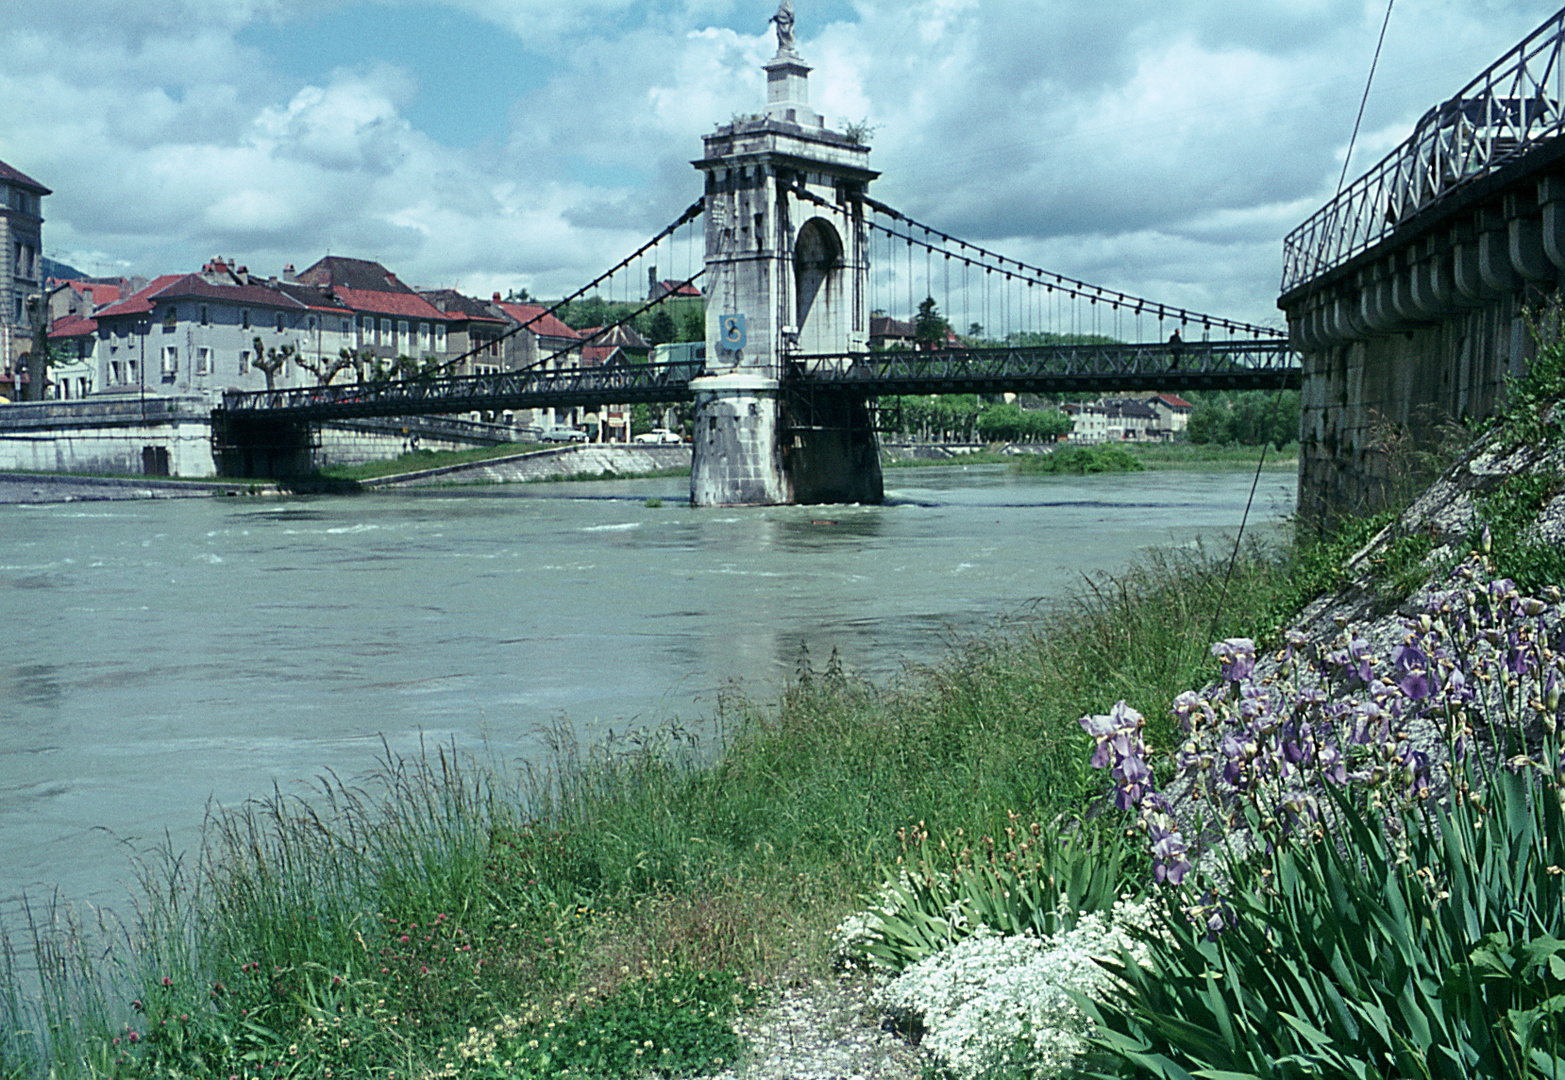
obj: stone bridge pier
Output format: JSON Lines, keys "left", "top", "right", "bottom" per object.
{"left": 1281, "top": 154, "right": 1565, "bottom": 523}
{"left": 689, "top": 37, "right": 883, "bottom": 506}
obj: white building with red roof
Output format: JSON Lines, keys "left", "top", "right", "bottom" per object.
{"left": 90, "top": 259, "right": 345, "bottom": 400}
{"left": 1148, "top": 393, "right": 1194, "bottom": 436}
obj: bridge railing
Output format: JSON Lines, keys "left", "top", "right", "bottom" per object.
{"left": 792, "top": 339, "right": 1298, "bottom": 392}
{"left": 218, "top": 361, "right": 704, "bottom": 420}
{"left": 1281, "top": 6, "right": 1565, "bottom": 293}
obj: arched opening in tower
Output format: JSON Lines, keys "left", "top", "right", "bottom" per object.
{"left": 794, "top": 217, "right": 844, "bottom": 355}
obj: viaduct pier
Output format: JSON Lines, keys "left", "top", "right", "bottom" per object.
{"left": 1280, "top": 8, "right": 1565, "bottom": 520}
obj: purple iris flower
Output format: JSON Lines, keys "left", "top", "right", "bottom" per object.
{"left": 1210, "top": 638, "right": 1256, "bottom": 682}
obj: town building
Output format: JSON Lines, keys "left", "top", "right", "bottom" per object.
{"left": 491, "top": 298, "right": 585, "bottom": 432}
{"left": 869, "top": 315, "right": 913, "bottom": 350}
{"left": 419, "top": 289, "right": 510, "bottom": 375}
{"left": 48, "top": 276, "right": 130, "bottom": 322}
{"left": 291, "top": 256, "right": 453, "bottom": 372}
{"left": 1148, "top": 393, "right": 1194, "bottom": 436}
{"left": 47, "top": 314, "right": 97, "bottom": 399}
{"left": 1064, "top": 396, "right": 1177, "bottom": 442}
{"left": 89, "top": 260, "right": 339, "bottom": 400}
{"left": 0, "top": 159, "right": 50, "bottom": 398}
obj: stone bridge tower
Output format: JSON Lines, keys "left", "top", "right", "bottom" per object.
{"left": 690, "top": 14, "right": 883, "bottom": 506}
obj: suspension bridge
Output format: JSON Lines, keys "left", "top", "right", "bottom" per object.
{"left": 216, "top": 6, "right": 1297, "bottom": 504}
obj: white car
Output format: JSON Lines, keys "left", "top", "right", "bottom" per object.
{"left": 538, "top": 425, "right": 587, "bottom": 443}
{"left": 634, "top": 429, "right": 683, "bottom": 444}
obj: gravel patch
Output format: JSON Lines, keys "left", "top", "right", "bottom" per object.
{"left": 709, "top": 974, "right": 921, "bottom": 1080}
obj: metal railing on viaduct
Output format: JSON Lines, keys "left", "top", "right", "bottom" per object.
{"left": 1282, "top": 6, "right": 1565, "bottom": 291}
{"left": 214, "top": 341, "right": 1298, "bottom": 423}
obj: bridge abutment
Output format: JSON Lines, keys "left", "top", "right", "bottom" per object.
{"left": 689, "top": 373, "right": 789, "bottom": 505}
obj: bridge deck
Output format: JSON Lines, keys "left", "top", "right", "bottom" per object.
{"left": 215, "top": 340, "right": 1297, "bottom": 421}
{"left": 792, "top": 340, "right": 1298, "bottom": 395}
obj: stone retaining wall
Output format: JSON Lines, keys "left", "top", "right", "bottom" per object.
{"left": 365, "top": 444, "right": 691, "bottom": 487}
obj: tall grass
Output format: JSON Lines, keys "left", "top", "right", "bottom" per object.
{"left": 0, "top": 530, "right": 1333, "bottom": 1076}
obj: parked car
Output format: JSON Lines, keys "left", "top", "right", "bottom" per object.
{"left": 539, "top": 425, "right": 587, "bottom": 443}
{"left": 634, "top": 429, "right": 683, "bottom": 444}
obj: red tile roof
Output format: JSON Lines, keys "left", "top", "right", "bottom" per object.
{"left": 95, "top": 274, "right": 310, "bottom": 318}
{"left": 330, "top": 287, "right": 452, "bottom": 321}
{"left": 53, "top": 279, "right": 123, "bottom": 307}
{"left": 93, "top": 275, "right": 188, "bottom": 317}
{"left": 0, "top": 159, "right": 50, "bottom": 195}
{"left": 651, "top": 279, "right": 702, "bottom": 299}
{"left": 581, "top": 345, "right": 626, "bottom": 367}
{"left": 295, "top": 255, "right": 415, "bottom": 294}
{"left": 1153, "top": 393, "right": 1194, "bottom": 409}
{"left": 495, "top": 302, "right": 580, "bottom": 341}
{"left": 50, "top": 315, "right": 98, "bottom": 338}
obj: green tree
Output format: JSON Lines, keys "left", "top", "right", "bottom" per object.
{"left": 678, "top": 305, "right": 705, "bottom": 343}
{"left": 1185, "top": 390, "right": 1299, "bottom": 448}
{"left": 645, "top": 307, "right": 677, "bottom": 346}
{"left": 914, "top": 297, "right": 950, "bottom": 348}
{"left": 975, "top": 402, "right": 1073, "bottom": 443}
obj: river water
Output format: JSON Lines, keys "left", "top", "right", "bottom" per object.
{"left": 0, "top": 465, "right": 1293, "bottom": 915}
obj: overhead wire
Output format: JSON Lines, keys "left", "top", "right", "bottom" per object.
{"left": 1206, "top": 0, "right": 1396, "bottom": 643}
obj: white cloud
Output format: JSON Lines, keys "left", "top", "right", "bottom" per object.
{"left": 1, "top": 0, "right": 1561, "bottom": 326}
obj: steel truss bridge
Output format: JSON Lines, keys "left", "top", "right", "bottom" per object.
{"left": 216, "top": 339, "right": 1297, "bottom": 423}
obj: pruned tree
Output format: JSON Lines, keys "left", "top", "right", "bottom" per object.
{"left": 295, "top": 346, "right": 358, "bottom": 386}
{"left": 251, "top": 336, "right": 294, "bottom": 391}
{"left": 24, "top": 295, "right": 51, "bottom": 401}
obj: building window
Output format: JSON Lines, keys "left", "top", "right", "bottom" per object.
{"left": 397, "top": 320, "right": 409, "bottom": 351}
{"left": 163, "top": 306, "right": 177, "bottom": 331}
{"left": 436, "top": 324, "right": 446, "bottom": 351}
{"left": 239, "top": 350, "right": 250, "bottom": 375}
{"left": 242, "top": 309, "right": 250, "bottom": 330}
{"left": 308, "top": 316, "right": 316, "bottom": 332}
{"left": 196, "top": 347, "right": 211, "bottom": 374}
{"left": 275, "top": 312, "right": 284, "bottom": 332}
{"left": 161, "top": 346, "right": 178, "bottom": 375}
{"left": 379, "top": 318, "right": 391, "bottom": 344}
{"left": 200, "top": 305, "right": 209, "bottom": 326}
{"left": 342, "top": 319, "right": 351, "bottom": 336}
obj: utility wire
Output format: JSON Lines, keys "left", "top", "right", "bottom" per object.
{"left": 1206, "top": 0, "right": 1396, "bottom": 644}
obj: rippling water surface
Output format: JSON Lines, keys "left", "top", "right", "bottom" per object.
{"left": 0, "top": 465, "right": 1293, "bottom": 911}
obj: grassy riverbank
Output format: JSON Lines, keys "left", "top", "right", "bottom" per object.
{"left": 0, "top": 522, "right": 1344, "bottom": 1079}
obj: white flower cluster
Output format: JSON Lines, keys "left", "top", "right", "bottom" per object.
{"left": 871, "top": 898, "right": 1155, "bottom": 1080}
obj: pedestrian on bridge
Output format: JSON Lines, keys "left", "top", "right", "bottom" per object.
{"left": 1168, "top": 328, "right": 1184, "bottom": 370}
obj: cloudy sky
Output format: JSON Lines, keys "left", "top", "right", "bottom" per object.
{"left": 1, "top": 0, "right": 1558, "bottom": 328}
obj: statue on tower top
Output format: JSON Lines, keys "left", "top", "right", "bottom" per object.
{"left": 770, "top": 0, "right": 796, "bottom": 54}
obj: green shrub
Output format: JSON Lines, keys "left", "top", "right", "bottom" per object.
{"left": 837, "top": 815, "right": 1140, "bottom": 973}
{"left": 1011, "top": 445, "right": 1144, "bottom": 475}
